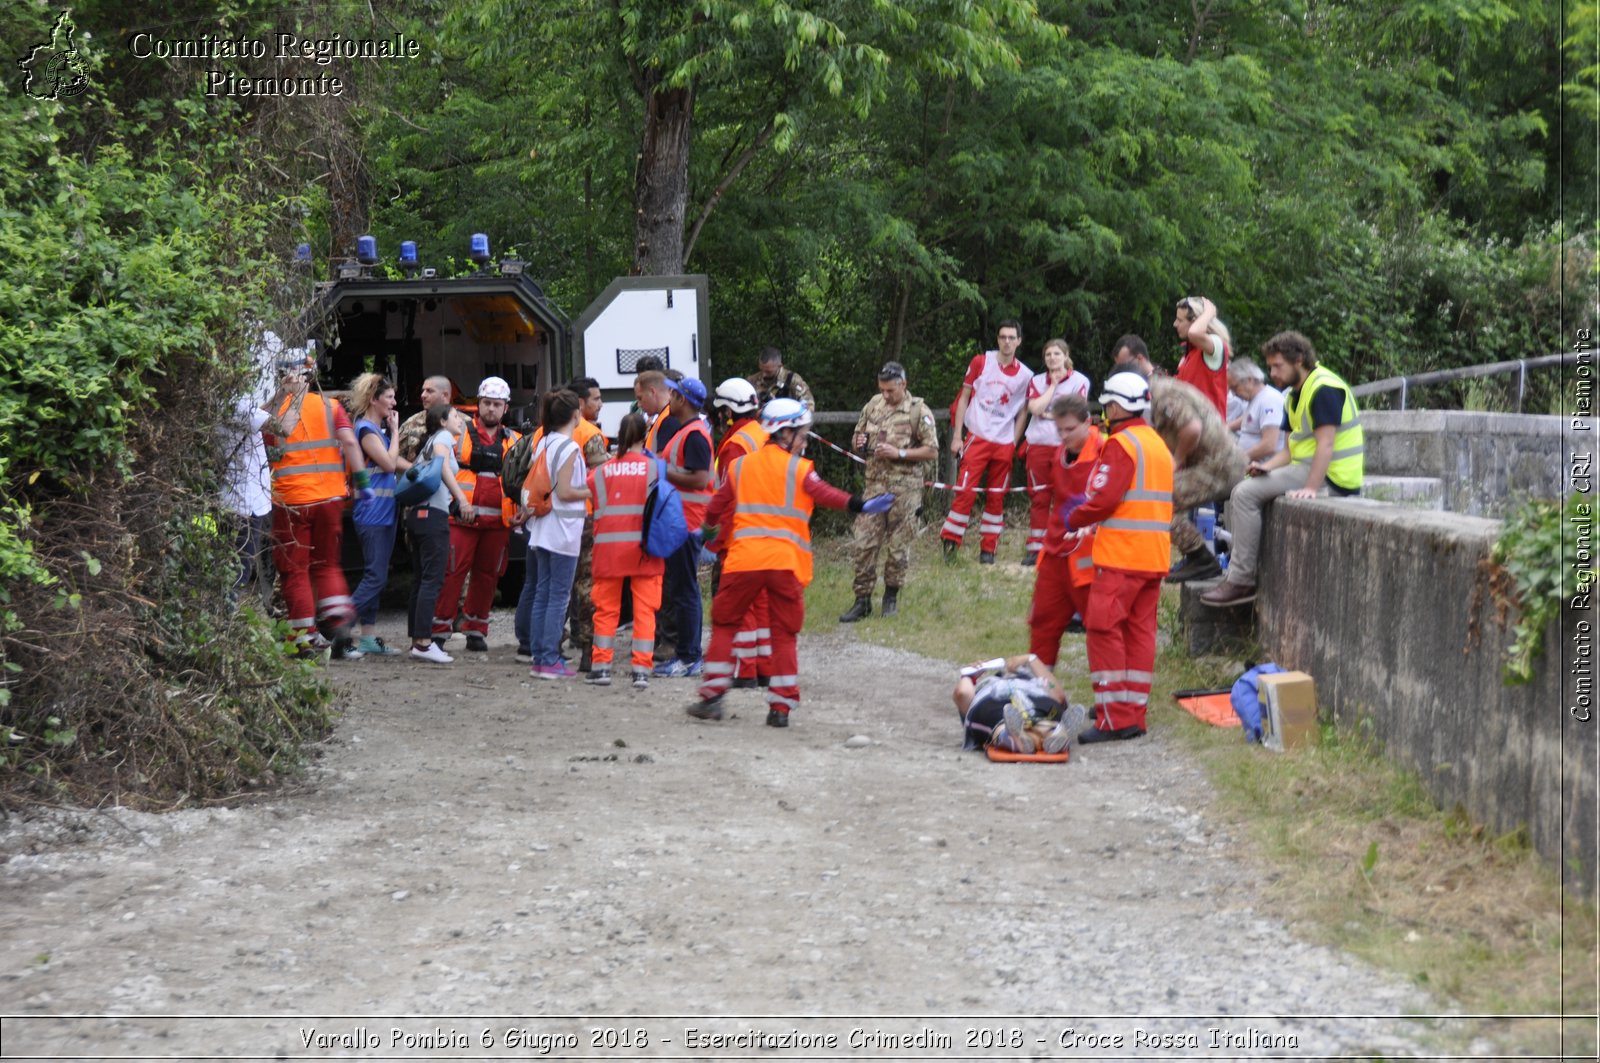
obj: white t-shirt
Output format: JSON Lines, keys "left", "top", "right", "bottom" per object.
{"left": 222, "top": 397, "right": 272, "bottom": 518}
{"left": 527, "top": 434, "right": 586, "bottom": 556}
{"left": 421, "top": 430, "right": 461, "bottom": 511}
{"left": 962, "top": 351, "right": 1033, "bottom": 444}
{"left": 1023, "top": 370, "right": 1092, "bottom": 446}
{"left": 1239, "top": 384, "right": 1286, "bottom": 454}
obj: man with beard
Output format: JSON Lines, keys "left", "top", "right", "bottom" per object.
{"left": 431, "top": 376, "right": 521, "bottom": 651}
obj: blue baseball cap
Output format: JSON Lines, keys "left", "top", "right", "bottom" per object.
{"left": 663, "top": 376, "right": 707, "bottom": 410}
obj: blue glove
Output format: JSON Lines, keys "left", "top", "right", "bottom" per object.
{"left": 1057, "top": 493, "right": 1087, "bottom": 522}
{"left": 353, "top": 469, "right": 376, "bottom": 501}
{"left": 862, "top": 492, "right": 895, "bottom": 515}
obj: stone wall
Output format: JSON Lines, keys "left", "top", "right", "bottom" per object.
{"left": 1363, "top": 411, "right": 1573, "bottom": 516}
{"left": 1256, "top": 497, "right": 1594, "bottom": 894}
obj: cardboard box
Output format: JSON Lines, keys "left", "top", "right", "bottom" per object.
{"left": 1259, "top": 671, "right": 1319, "bottom": 752}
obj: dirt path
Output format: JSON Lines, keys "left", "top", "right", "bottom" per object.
{"left": 0, "top": 613, "right": 1455, "bottom": 1060}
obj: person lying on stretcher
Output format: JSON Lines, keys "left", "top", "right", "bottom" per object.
{"left": 953, "top": 653, "right": 1087, "bottom": 755}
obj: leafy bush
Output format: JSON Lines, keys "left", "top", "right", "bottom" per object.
{"left": 0, "top": 6, "right": 334, "bottom": 807}
{"left": 1486, "top": 496, "right": 1596, "bottom": 685}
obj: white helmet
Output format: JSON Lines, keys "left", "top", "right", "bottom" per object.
{"left": 712, "top": 377, "right": 759, "bottom": 415}
{"left": 760, "top": 397, "right": 812, "bottom": 434}
{"left": 478, "top": 376, "right": 511, "bottom": 401}
{"left": 1098, "top": 371, "right": 1151, "bottom": 413}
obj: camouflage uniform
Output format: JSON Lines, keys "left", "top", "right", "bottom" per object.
{"left": 1148, "top": 377, "right": 1246, "bottom": 554}
{"left": 850, "top": 392, "right": 939, "bottom": 596}
{"left": 747, "top": 368, "right": 815, "bottom": 411}
{"left": 566, "top": 428, "right": 611, "bottom": 658}
{"left": 397, "top": 410, "right": 430, "bottom": 463}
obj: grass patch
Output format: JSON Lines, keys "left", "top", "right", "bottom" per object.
{"left": 805, "top": 528, "right": 1598, "bottom": 1057}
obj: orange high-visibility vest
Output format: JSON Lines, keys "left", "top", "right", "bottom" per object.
{"left": 724, "top": 444, "right": 816, "bottom": 585}
{"left": 1063, "top": 426, "right": 1104, "bottom": 588}
{"left": 270, "top": 393, "right": 347, "bottom": 506}
{"left": 643, "top": 410, "right": 667, "bottom": 453}
{"left": 662, "top": 419, "right": 713, "bottom": 531}
{"left": 575, "top": 417, "right": 607, "bottom": 454}
{"left": 1090, "top": 423, "right": 1173, "bottom": 574}
{"left": 590, "top": 453, "right": 663, "bottom": 577}
{"left": 716, "top": 419, "right": 769, "bottom": 478}
{"left": 453, "top": 421, "right": 521, "bottom": 526}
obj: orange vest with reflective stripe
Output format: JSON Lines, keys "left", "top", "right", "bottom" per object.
{"left": 453, "top": 421, "right": 520, "bottom": 526}
{"left": 590, "top": 453, "right": 663, "bottom": 577}
{"left": 1090, "top": 423, "right": 1173, "bottom": 574}
{"left": 1062, "top": 426, "right": 1104, "bottom": 587}
{"left": 663, "top": 419, "right": 713, "bottom": 531}
{"left": 271, "top": 393, "right": 347, "bottom": 505}
{"left": 716, "top": 419, "right": 769, "bottom": 478}
{"left": 643, "top": 411, "right": 667, "bottom": 453}
{"left": 724, "top": 444, "right": 816, "bottom": 585}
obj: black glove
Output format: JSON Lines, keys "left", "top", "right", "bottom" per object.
{"left": 448, "top": 499, "right": 461, "bottom": 519}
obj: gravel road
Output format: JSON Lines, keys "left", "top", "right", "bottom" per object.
{"left": 0, "top": 612, "right": 1466, "bottom": 1060}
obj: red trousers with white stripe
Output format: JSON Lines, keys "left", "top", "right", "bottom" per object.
{"left": 1084, "top": 566, "right": 1162, "bottom": 732}
{"left": 697, "top": 569, "right": 803, "bottom": 717}
{"left": 733, "top": 591, "right": 771, "bottom": 681}
{"left": 271, "top": 498, "right": 354, "bottom": 639}
{"left": 1027, "top": 551, "right": 1092, "bottom": 668}
{"left": 592, "top": 573, "right": 661, "bottom": 671}
{"left": 1024, "top": 443, "right": 1057, "bottom": 560}
{"left": 941, "top": 437, "right": 1015, "bottom": 552}
{"left": 433, "top": 522, "right": 510, "bottom": 637}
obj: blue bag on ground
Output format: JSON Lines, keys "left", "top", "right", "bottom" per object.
{"left": 394, "top": 453, "right": 443, "bottom": 506}
{"left": 639, "top": 458, "right": 689, "bottom": 558}
{"left": 1230, "top": 662, "right": 1284, "bottom": 743}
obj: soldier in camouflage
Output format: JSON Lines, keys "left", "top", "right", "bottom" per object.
{"left": 397, "top": 375, "right": 455, "bottom": 462}
{"left": 746, "top": 346, "right": 814, "bottom": 412}
{"left": 840, "top": 361, "right": 939, "bottom": 622}
{"left": 1112, "top": 336, "right": 1246, "bottom": 583}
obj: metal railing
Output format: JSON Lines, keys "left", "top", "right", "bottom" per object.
{"left": 1352, "top": 350, "right": 1579, "bottom": 412}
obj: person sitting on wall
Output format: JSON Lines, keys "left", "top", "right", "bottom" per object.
{"left": 1201, "top": 330, "right": 1364, "bottom": 608}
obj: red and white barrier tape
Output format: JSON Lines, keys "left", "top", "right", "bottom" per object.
{"left": 806, "top": 430, "right": 1030, "bottom": 494}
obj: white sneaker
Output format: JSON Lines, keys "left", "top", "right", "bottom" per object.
{"left": 410, "top": 642, "right": 454, "bottom": 664}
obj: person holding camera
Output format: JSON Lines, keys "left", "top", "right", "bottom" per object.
{"left": 405, "top": 404, "right": 473, "bottom": 663}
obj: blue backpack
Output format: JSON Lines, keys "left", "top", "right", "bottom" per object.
{"left": 394, "top": 452, "right": 443, "bottom": 506}
{"left": 639, "top": 457, "right": 689, "bottom": 558}
{"left": 1230, "top": 662, "right": 1284, "bottom": 743}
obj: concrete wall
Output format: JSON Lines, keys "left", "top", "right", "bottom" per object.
{"left": 1363, "top": 411, "right": 1573, "bottom": 516}
{"left": 1257, "top": 497, "right": 1594, "bottom": 895}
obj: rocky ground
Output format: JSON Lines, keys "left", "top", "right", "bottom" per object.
{"left": 0, "top": 609, "right": 1473, "bottom": 1060}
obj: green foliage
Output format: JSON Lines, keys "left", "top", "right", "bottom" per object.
{"left": 0, "top": 1, "right": 336, "bottom": 806}
{"left": 1488, "top": 496, "right": 1596, "bottom": 685}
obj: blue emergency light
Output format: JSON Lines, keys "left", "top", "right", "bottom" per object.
{"left": 356, "top": 235, "right": 379, "bottom": 265}
{"left": 469, "top": 233, "right": 491, "bottom": 266}
{"left": 399, "top": 241, "right": 418, "bottom": 268}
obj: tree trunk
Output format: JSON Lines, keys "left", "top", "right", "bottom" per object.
{"left": 632, "top": 73, "right": 694, "bottom": 276}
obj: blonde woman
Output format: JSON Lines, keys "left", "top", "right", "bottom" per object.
{"left": 1173, "top": 295, "right": 1232, "bottom": 418}
{"left": 1021, "top": 339, "right": 1089, "bottom": 565}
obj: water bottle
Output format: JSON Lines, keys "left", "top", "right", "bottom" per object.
{"left": 1196, "top": 504, "right": 1217, "bottom": 555}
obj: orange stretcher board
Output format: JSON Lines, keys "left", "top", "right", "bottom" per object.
{"left": 985, "top": 747, "right": 1071, "bottom": 763}
{"left": 1173, "top": 687, "right": 1241, "bottom": 728}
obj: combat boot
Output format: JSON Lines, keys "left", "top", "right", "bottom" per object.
{"left": 881, "top": 586, "right": 899, "bottom": 617}
{"left": 838, "top": 596, "right": 872, "bottom": 623}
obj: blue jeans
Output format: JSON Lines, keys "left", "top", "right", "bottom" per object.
{"left": 515, "top": 542, "right": 538, "bottom": 651}
{"left": 529, "top": 547, "right": 579, "bottom": 666}
{"left": 663, "top": 533, "right": 703, "bottom": 664}
{"left": 352, "top": 521, "right": 397, "bottom": 627}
